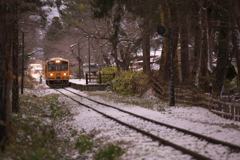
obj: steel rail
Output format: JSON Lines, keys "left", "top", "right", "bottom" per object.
{"left": 56, "top": 89, "right": 211, "bottom": 160}
{"left": 65, "top": 88, "right": 240, "bottom": 151}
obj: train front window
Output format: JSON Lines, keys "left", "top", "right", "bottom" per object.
{"left": 61, "top": 61, "right": 68, "bottom": 71}
{"left": 48, "top": 61, "right": 68, "bottom": 71}
{"left": 48, "top": 62, "right": 55, "bottom": 71}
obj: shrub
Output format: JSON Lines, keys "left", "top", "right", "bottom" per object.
{"left": 94, "top": 144, "right": 124, "bottom": 160}
{"left": 75, "top": 135, "right": 94, "bottom": 154}
{"left": 111, "top": 70, "right": 149, "bottom": 96}
{"left": 97, "top": 66, "right": 118, "bottom": 83}
{"left": 0, "top": 93, "right": 77, "bottom": 160}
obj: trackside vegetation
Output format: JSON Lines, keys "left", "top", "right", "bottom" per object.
{"left": 0, "top": 93, "right": 75, "bottom": 160}
{"left": 99, "top": 66, "right": 149, "bottom": 96}
{"left": 0, "top": 87, "right": 125, "bottom": 160}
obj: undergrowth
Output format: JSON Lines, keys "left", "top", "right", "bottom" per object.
{"left": 94, "top": 144, "right": 125, "bottom": 160}
{"left": 1, "top": 93, "right": 75, "bottom": 160}
{"left": 19, "top": 75, "right": 39, "bottom": 89}
{"left": 1, "top": 89, "right": 125, "bottom": 160}
{"left": 97, "top": 65, "right": 119, "bottom": 83}
{"left": 86, "top": 91, "right": 166, "bottom": 112}
{"left": 98, "top": 66, "right": 149, "bottom": 96}
{"left": 111, "top": 69, "right": 149, "bottom": 96}
{"left": 71, "top": 129, "right": 125, "bottom": 160}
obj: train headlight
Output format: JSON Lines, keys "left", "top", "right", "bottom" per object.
{"left": 56, "top": 60, "right": 60, "bottom": 63}
{"left": 50, "top": 73, "right": 53, "bottom": 76}
{"left": 64, "top": 73, "right": 67, "bottom": 76}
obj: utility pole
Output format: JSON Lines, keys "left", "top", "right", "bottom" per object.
{"left": 157, "top": 26, "right": 175, "bottom": 106}
{"left": 21, "top": 32, "right": 24, "bottom": 94}
{"left": 88, "top": 37, "right": 91, "bottom": 82}
{"left": 168, "top": 28, "right": 174, "bottom": 106}
{"left": 78, "top": 42, "right": 81, "bottom": 80}
{"left": 98, "top": 40, "right": 101, "bottom": 73}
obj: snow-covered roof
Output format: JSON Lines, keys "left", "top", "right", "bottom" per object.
{"left": 83, "top": 63, "right": 97, "bottom": 66}
{"left": 29, "top": 64, "right": 42, "bottom": 66}
{"left": 46, "top": 57, "right": 69, "bottom": 62}
{"left": 136, "top": 50, "right": 162, "bottom": 57}
{"left": 34, "top": 68, "right": 43, "bottom": 70}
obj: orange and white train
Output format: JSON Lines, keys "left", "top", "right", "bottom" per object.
{"left": 45, "top": 57, "right": 69, "bottom": 87}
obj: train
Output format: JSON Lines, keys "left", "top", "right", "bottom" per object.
{"left": 45, "top": 57, "right": 70, "bottom": 87}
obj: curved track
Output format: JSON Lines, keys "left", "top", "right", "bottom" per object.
{"left": 56, "top": 88, "right": 240, "bottom": 160}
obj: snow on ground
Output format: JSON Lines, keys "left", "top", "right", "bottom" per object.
{"left": 28, "top": 80, "right": 240, "bottom": 159}
{"left": 69, "top": 79, "right": 87, "bottom": 85}
{"left": 62, "top": 89, "right": 240, "bottom": 160}
{"left": 69, "top": 79, "right": 100, "bottom": 85}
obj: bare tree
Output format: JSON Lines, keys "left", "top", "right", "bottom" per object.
{"left": 60, "top": 1, "right": 143, "bottom": 71}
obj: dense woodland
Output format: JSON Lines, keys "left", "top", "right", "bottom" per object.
{"left": 1, "top": 0, "right": 240, "bottom": 151}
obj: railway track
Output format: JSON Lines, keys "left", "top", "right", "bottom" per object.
{"left": 56, "top": 88, "right": 240, "bottom": 160}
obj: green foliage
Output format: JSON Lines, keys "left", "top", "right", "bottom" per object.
{"left": 90, "top": 0, "right": 115, "bottom": 19}
{"left": 2, "top": 114, "right": 72, "bottom": 160}
{"left": 131, "top": 100, "right": 139, "bottom": 105}
{"left": 46, "top": 17, "right": 63, "bottom": 42}
{"left": 224, "top": 79, "right": 236, "bottom": 93}
{"left": 157, "top": 106, "right": 165, "bottom": 112}
{"left": 0, "top": 93, "right": 75, "bottom": 160}
{"left": 155, "top": 100, "right": 163, "bottom": 104}
{"left": 226, "top": 64, "right": 237, "bottom": 81}
{"left": 50, "top": 104, "right": 70, "bottom": 120}
{"left": 44, "top": 95, "right": 71, "bottom": 120}
{"left": 71, "top": 130, "right": 78, "bottom": 137}
{"left": 97, "top": 66, "right": 118, "bottom": 83}
{"left": 94, "top": 144, "right": 124, "bottom": 160}
{"left": 111, "top": 70, "right": 149, "bottom": 96}
{"left": 223, "top": 123, "right": 240, "bottom": 129}
{"left": 75, "top": 135, "right": 94, "bottom": 154}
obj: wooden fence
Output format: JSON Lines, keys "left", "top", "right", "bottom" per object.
{"left": 86, "top": 73, "right": 115, "bottom": 84}
{"left": 150, "top": 78, "right": 240, "bottom": 122}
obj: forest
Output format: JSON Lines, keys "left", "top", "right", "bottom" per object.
{"left": 1, "top": 0, "right": 240, "bottom": 152}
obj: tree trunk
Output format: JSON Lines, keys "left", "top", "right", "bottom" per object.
{"left": 230, "top": 0, "right": 240, "bottom": 33}
{"left": 204, "top": 8, "right": 212, "bottom": 73}
{"left": 191, "top": 1, "right": 200, "bottom": 86}
{"left": 195, "top": 2, "right": 203, "bottom": 87}
{"left": 214, "top": 25, "right": 229, "bottom": 92}
{"left": 119, "top": 47, "right": 131, "bottom": 71}
{"left": 111, "top": 44, "right": 120, "bottom": 71}
{"left": 209, "top": 25, "right": 214, "bottom": 72}
{"left": 229, "top": 5, "right": 240, "bottom": 75}
{"left": 142, "top": 34, "right": 150, "bottom": 73}
{"left": 0, "top": 0, "right": 10, "bottom": 151}
{"left": 160, "top": 1, "right": 170, "bottom": 82}
{"left": 179, "top": 1, "right": 190, "bottom": 85}
{"left": 199, "top": 27, "right": 209, "bottom": 91}
{"left": 169, "top": 0, "right": 180, "bottom": 85}
{"left": 234, "top": 29, "right": 240, "bottom": 74}
{"left": 102, "top": 54, "right": 111, "bottom": 66}
{"left": 12, "top": 0, "right": 19, "bottom": 113}
{"left": 220, "top": 10, "right": 236, "bottom": 96}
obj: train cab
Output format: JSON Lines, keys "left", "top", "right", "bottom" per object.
{"left": 45, "top": 58, "right": 70, "bottom": 87}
